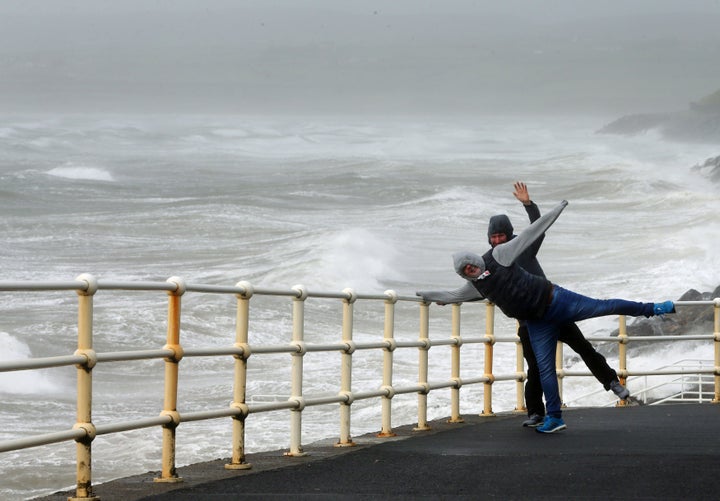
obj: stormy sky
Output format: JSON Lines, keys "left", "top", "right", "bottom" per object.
{"left": 1, "top": 0, "right": 719, "bottom": 116}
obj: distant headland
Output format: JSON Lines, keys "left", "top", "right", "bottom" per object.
{"left": 597, "top": 87, "right": 720, "bottom": 180}
{"left": 597, "top": 87, "right": 720, "bottom": 143}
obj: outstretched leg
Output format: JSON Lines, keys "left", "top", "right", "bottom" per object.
{"left": 544, "top": 286, "right": 657, "bottom": 325}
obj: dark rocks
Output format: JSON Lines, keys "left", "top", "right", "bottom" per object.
{"left": 691, "top": 155, "right": 720, "bottom": 182}
{"left": 623, "top": 285, "right": 719, "bottom": 338}
{"left": 596, "top": 87, "right": 720, "bottom": 144}
{"left": 584, "top": 286, "right": 719, "bottom": 359}
{"left": 597, "top": 109, "right": 720, "bottom": 143}
{"left": 596, "top": 112, "right": 672, "bottom": 135}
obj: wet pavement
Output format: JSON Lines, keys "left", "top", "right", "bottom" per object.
{"left": 37, "top": 403, "right": 720, "bottom": 500}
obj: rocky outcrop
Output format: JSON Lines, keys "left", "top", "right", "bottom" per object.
{"left": 691, "top": 155, "right": 720, "bottom": 182}
{"left": 597, "top": 88, "right": 720, "bottom": 144}
{"left": 597, "top": 88, "right": 720, "bottom": 183}
{"left": 621, "top": 285, "right": 720, "bottom": 338}
{"left": 597, "top": 109, "right": 720, "bottom": 143}
{"left": 596, "top": 112, "right": 672, "bottom": 135}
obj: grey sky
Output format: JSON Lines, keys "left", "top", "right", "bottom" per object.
{"left": 1, "top": 1, "right": 719, "bottom": 115}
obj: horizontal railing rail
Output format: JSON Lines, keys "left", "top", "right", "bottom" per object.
{"left": 0, "top": 275, "right": 718, "bottom": 500}
{"left": 565, "top": 359, "right": 718, "bottom": 407}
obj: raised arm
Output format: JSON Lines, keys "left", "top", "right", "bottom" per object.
{"left": 491, "top": 200, "right": 568, "bottom": 267}
{"left": 514, "top": 181, "right": 544, "bottom": 259}
{"left": 513, "top": 181, "right": 541, "bottom": 223}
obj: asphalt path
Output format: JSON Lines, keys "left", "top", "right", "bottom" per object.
{"left": 37, "top": 403, "right": 720, "bottom": 500}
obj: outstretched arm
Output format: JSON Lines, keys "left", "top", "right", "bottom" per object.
{"left": 492, "top": 200, "right": 568, "bottom": 267}
{"left": 416, "top": 281, "right": 484, "bottom": 305}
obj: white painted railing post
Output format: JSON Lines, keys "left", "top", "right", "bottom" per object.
{"left": 378, "top": 290, "right": 398, "bottom": 437}
{"left": 617, "top": 315, "right": 629, "bottom": 407}
{"left": 556, "top": 341, "right": 564, "bottom": 403}
{"left": 286, "top": 285, "right": 308, "bottom": 456}
{"left": 70, "top": 274, "right": 99, "bottom": 501}
{"left": 415, "top": 295, "right": 431, "bottom": 431}
{"left": 482, "top": 302, "right": 496, "bottom": 416}
{"left": 336, "top": 288, "right": 357, "bottom": 447}
{"left": 155, "top": 277, "right": 186, "bottom": 483}
{"left": 226, "top": 281, "right": 253, "bottom": 470}
{"left": 449, "top": 303, "right": 464, "bottom": 423}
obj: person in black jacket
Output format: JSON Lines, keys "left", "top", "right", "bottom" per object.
{"left": 418, "top": 183, "right": 631, "bottom": 426}
{"left": 490, "top": 183, "right": 630, "bottom": 426}
{"left": 444, "top": 199, "right": 674, "bottom": 433}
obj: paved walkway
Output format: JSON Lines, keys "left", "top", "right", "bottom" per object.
{"left": 38, "top": 403, "right": 720, "bottom": 500}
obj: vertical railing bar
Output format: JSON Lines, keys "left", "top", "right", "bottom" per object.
{"left": 225, "top": 281, "right": 253, "bottom": 470}
{"left": 286, "top": 285, "right": 308, "bottom": 456}
{"left": 617, "top": 315, "right": 629, "bottom": 407}
{"left": 556, "top": 341, "right": 564, "bottom": 403}
{"left": 336, "top": 288, "right": 357, "bottom": 447}
{"left": 155, "top": 276, "right": 185, "bottom": 483}
{"left": 378, "top": 290, "right": 398, "bottom": 437}
{"left": 415, "top": 294, "right": 431, "bottom": 431}
{"left": 69, "top": 274, "right": 99, "bottom": 501}
{"left": 482, "top": 302, "right": 495, "bottom": 416}
{"left": 448, "top": 303, "right": 464, "bottom": 423}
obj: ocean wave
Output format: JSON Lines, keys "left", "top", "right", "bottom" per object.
{"left": 0, "top": 332, "right": 61, "bottom": 395}
{"left": 253, "top": 228, "right": 404, "bottom": 291}
{"left": 46, "top": 165, "right": 115, "bottom": 182}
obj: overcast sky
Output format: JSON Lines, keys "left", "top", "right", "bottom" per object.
{"left": 2, "top": 1, "right": 719, "bottom": 115}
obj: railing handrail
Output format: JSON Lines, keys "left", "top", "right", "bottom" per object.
{"left": 1, "top": 275, "right": 718, "bottom": 500}
{"left": 564, "top": 358, "right": 718, "bottom": 407}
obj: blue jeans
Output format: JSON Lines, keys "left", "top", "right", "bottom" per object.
{"left": 526, "top": 286, "right": 654, "bottom": 418}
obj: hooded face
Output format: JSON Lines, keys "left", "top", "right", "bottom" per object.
{"left": 453, "top": 251, "right": 486, "bottom": 280}
{"left": 487, "top": 214, "right": 514, "bottom": 247}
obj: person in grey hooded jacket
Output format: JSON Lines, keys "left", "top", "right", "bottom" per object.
{"left": 441, "top": 200, "right": 675, "bottom": 433}
{"left": 418, "top": 182, "right": 629, "bottom": 428}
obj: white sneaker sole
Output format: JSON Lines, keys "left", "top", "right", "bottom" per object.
{"left": 536, "top": 424, "right": 567, "bottom": 433}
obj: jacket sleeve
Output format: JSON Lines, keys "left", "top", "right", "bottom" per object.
{"left": 524, "top": 201, "right": 541, "bottom": 224}
{"left": 523, "top": 201, "right": 544, "bottom": 257}
{"left": 492, "top": 200, "right": 567, "bottom": 267}
{"left": 416, "top": 281, "right": 484, "bottom": 304}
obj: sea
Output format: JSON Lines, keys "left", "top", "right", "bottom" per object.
{"left": 1, "top": 112, "right": 719, "bottom": 499}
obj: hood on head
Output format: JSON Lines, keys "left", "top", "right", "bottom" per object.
{"left": 487, "top": 214, "right": 513, "bottom": 245}
{"left": 453, "top": 251, "right": 485, "bottom": 280}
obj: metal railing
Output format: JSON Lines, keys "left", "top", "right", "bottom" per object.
{"left": 0, "top": 274, "right": 718, "bottom": 501}
{"left": 564, "top": 359, "right": 718, "bottom": 407}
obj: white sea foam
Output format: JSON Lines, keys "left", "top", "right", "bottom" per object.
{"left": 46, "top": 165, "right": 115, "bottom": 182}
{"left": 0, "top": 332, "right": 60, "bottom": 395}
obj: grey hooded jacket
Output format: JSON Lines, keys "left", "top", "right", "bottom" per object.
{"left": 417, "top": 201, "right": 548, "bottom": 305}
{"left": 448, "top": 200, "right": 568, "bottom": 320}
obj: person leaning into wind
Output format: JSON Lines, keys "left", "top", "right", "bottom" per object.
{"left": 418, "top": 182, "right": 631, "bottom": 429}
{"left": 418, "top": 199, "right": 675, "bottom": 433}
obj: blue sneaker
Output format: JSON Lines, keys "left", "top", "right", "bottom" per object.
{"left": 535, "top": 416, "right": 567, "bottom": 434}
{"left": 653, "top": 301, "right": 676, "bottom": 315}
